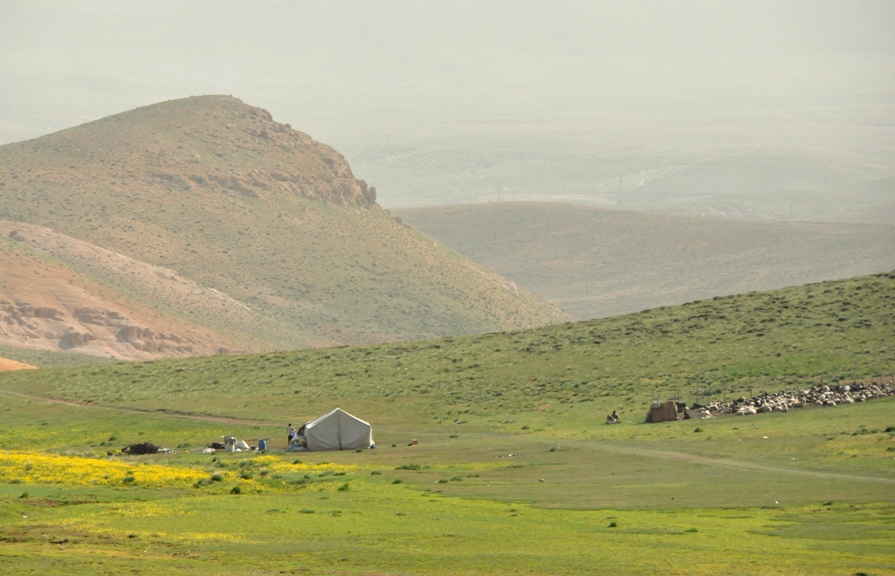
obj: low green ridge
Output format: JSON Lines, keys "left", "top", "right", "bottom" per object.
{"left": 4, "top": 270, "right": 893, "bottom": 426}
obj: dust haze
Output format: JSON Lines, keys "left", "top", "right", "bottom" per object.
{"left": 2, "top": 0, "right": 894, "bottom": 220}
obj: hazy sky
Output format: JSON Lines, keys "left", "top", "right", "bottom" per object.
{"left": 2, "top": 1, "right": 894, "bottom": 206}
{"left": 3, "top": 1, "right": 892, "bottom": 127}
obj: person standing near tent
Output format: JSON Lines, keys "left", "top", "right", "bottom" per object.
{"left": 287, "top": 423, "right": 297, "bottom": 444}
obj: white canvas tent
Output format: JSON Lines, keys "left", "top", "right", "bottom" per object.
{"left": 304, "top": 408, "right": 374, "bottom": 451}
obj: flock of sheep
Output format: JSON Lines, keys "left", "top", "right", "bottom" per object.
{"left": 695, "top": 379, "right": 895, "bottom": 419}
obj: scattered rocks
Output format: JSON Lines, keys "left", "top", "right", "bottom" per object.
{"left": 116, "top": 325, "right": 194, "bottom": 354}
{"left": 2, "top": 302, "right": 61, "bottom": 320}
{"left": 59, "top": 331, "right": 94, "bottom": 349}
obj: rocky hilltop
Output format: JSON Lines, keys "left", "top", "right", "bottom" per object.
{"left": 0, "top": 96, "right": 571, "bottom": 362}
{"left": 3, "top": 95, "right": 374, "bottom": 208}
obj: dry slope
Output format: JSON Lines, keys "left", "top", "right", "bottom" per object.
{"left": 394, "top": 202, "right": 895, "bottom": 319}
{"left": 0, "top": 96, "right": 571, "bottom": 360}
{"left": 0, "top": 231, "right": 253, "bottom": 360}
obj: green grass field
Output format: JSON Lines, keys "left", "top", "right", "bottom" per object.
{"left": 1, "top": 272, "right": 894, "bottom": 574}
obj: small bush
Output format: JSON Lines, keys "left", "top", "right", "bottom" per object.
{"left": 693, "top": 427, "right": 703, "bottom": 433}
{"left": 608, "top": 521, "right": 618, "bottom": 528}
{"left": 685, "top": 528, "right": 698, "bottom": 533}
{"left": 18, "top": 492, "right": 28, "bottom": 499}
{"left": 338, "top": 483, "right": 350, "bottom": 492}
{"left": 210, "top": 473, "right": 224, "bottom": 482}
{"left": 230, "top": 486, "right": 241, "bottom": 494}
{"left": 392, "top": 479, "right": 403, "bottom": 484}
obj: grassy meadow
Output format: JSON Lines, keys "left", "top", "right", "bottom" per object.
{"left": 1, "top": 272, "right": 894, "bottom": 574}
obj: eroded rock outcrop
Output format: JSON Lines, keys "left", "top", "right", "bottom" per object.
{"left": 117, "top": 325, "right": 194, "bottom": 354}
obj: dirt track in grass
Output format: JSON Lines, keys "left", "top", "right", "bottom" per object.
{"left": 0, "top": 388, "right": 274, "bottom": 427}
{"left": 573, "top": 438, "right": 895, "bottom": 486}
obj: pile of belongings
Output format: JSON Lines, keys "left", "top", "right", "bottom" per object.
{"left": 203, "top": 436, "right": 252, "bottom": 453}
{"left": 121, "top": 441, "right": 173, "bottom": 455}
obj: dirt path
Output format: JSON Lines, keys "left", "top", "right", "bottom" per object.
{"left": 0, "top": 388, "right": 275, "bottom": 427}
{"left": 576, "top": 439, "right": 895, "bottom": 485}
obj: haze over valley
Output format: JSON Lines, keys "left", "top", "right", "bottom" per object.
{"left": 395, "top": 202, "right": 895, "bottom": 319}
{"left": 1, "top": 1, "right": 893, "bottom": 358}
{"left": 2, "top": 1, "right": 893, "bottom": 221}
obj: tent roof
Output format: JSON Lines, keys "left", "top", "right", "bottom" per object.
{"left": 304, "top": 407, "right": 373, "bottom": 451}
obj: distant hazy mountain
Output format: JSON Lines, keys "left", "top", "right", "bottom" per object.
{"left": 394, "top": 202, "right": 895, "bottom": 320}
{"left": 0, "top": 96, "right": 571, "bottom": 361}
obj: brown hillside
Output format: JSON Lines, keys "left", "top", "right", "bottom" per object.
{"left": 0, "top": 96, "right": 571, "bottom": 357}
{"left": 0, "top": 357, "right": 37, "bottom": 371}
{"left": 394, "top": 202, "right": 895, "bottom": 319}
{"left": 0, "top": 235, "right": 251, "bottom": 360}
